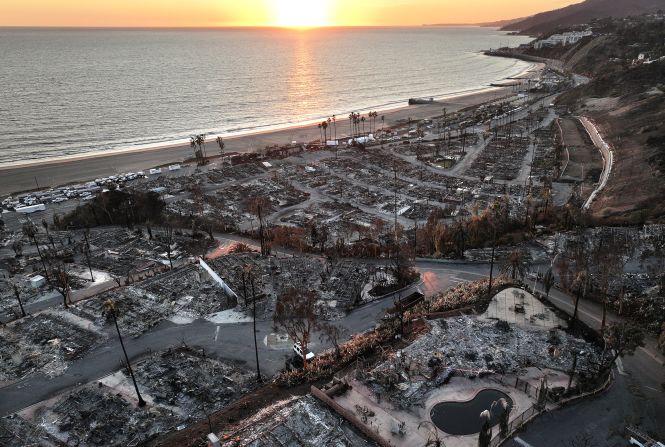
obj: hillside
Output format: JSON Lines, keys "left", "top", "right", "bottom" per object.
{"left": 502, "top": 0, "right": 665, "bottom": 35}
{"left": 551, "top": 18, "right": 665, "bottom": 222}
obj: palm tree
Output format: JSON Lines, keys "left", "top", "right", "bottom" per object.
{"left": 501, "top": 249, "right": 526, "bottom": 280}
{"left": 332, "top": 115, "right": 337, "bottom": 141}
{"left": 82, "top": 227, "right": 94, "bottom": 282}
{"left": 190, "top": 136, "right": 200, "bottom": 165}
{"left": 318, "top": 123, "right": 323, "bottom": 143}
{"left": 103, "top": 299, "right": 146, "bottom": 407}
{"left": 327, "top": 117, "right": 332, "bottom": 141}
{"left": 322, "top": 120, "right": 329, "bottom": 144}
{"left": 198, "top": 134, "right": 207, "bottom": 162}
{"left": 13, "top": 284, "right": 26, "bottom": 318}
{"left": 41, "top": 219, "right": 55, "bottom": 249}
{"left": 418, "top": 421, "right": 445, "bottom": 447}
{"left": 361, "top": 116, "right": 366, "bottom": 136}
{"left": 22, "top": 223, "right": 49, "bottom": 283}
{"left": 348, "top": 113, "right": 354, "bottom": 138}
{"left": 190, "top": 135, "right": 196, "bottom": 151}
{"left": 216, "top": 136, "right": 225, "bottom": 159}
{"left": 381, "top": 115, "right": 385, "bottom": 131}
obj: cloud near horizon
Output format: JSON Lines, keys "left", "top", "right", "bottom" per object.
{"left": 0, "top": 0, "right": 584, "bottom": 27}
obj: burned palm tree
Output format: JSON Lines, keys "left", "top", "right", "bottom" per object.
{"left": 216, "top": 136, "right": 225, "bottom": 159}
{"left": 164, "top": 223, "right": 174, "bottom": 270}
{"left": 82, "top": 227, "right": 94, "bottom": 282}
{"left": 332, "top": 114, "right": 336, "bottom": 140}
{"left": 417, "top": 421, "right": 445, "bottom": 447}
{"left": 500, "top": 249, "right": 528, "bottom": 281}
{"left": 42, "top": 219, "right": 55, "bottom": 249}
{"left": 196, "top": 134, "right": 207, "bottom": 162}
{"left": 103, "top": 299, "right": 146, "bottom": 407}
{"left": 22, "top": 222, "right": 49, "bottom": 282}
{"left": 478, "top": 410, "right": 492, "bottom": 447}
{"left": 13, "top": 284, "right": 26, "bottom": 318}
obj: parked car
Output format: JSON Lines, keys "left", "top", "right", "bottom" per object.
{"left": 293, "top": 342, "right": 314, "bottom": 361}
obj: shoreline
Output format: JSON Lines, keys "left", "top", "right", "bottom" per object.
{"left": 0, "top": 61, "right": 542, "bottom": 197}
{"left": 0, "top": 84, "right": 508, "bottom": 170}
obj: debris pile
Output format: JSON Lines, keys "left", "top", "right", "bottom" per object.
{"left": 71, "top": 265, "right": 233, "bottom": 335}
{"left": 134, "top": 347, "right": 256, "bottom": 417}
{"left": 467, "top": 136, "right": 530, "bottom": 181}
{"left": 0, "top": 414, "right": 66, "bottom": 447}
{"left": 0, "top": 312, "right": 103, "bottom": 382}
{"left": 219, "top": 395, "right": 377, "bottom": 446}
{"left": 37, "top": 388, "right": 179, "bottom": 447}
{"left": 364, "top": 317, "right": 603, "bottom": 409}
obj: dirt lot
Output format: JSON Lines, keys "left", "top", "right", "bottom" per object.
{"left": 559, "top": 117, "right": 603, "bottom": 183}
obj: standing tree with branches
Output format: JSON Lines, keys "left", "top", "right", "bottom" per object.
{"left": 273, "top": 288, "right": 320, "bottom": 369}
{"left": 50, "top": 262, "right": 72, "bottom": 308}
{"left": 245, "top": 196, "right": 271, "bottom": 256}
{"left": 603, "top": 322, "right": 645, "bottom": 373}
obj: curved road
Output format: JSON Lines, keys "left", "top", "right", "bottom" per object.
{"left": 580, "top": 116, "right": 613, "bottom": 211}
{"left": 1, "top": 256, "right": 662, "bottom": 446}
{"left": 0, "top": 260, "right": 489, "bottom": 416}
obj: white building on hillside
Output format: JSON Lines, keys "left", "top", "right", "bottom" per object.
{"left": 533, "top": 30, "right": 593, "bottom": 49}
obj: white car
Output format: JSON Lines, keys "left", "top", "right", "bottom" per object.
{"left": 293, "top": 343, "right": 314, "bottom": 361}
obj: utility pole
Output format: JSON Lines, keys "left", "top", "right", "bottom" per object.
{"left": 488, "top": 227, "right": 496, "bottom": 300}
{"left": 393, "top": 164, "right": 398, "bottom": 236}
{"left": 413, "top": 218, "right": 417, "bottom": 257}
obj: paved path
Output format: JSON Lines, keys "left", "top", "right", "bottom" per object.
{"left": 579, "top": 116, "right": 613, "bottom": 210}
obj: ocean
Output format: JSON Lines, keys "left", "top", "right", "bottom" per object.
{"left": 0, "top": 27, "right": 532, "bottom": 164}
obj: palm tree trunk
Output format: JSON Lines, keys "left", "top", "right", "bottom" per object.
{"left": 601, "top": 298, "right": 607, "bottom": 335}
{"left": 573, "top": 293, "right": 581, "bottom": 324}
{"left": 82, "top": 231, "right": 94, "bottom": 282}
{"left": 32, "top": 237, "right": 50, "bottom": 283}
{"left": 111, "top": 310, "right": 146, "bottom": 407}
{"left": 13, "top": 286, "right": 26, "bottom": 317}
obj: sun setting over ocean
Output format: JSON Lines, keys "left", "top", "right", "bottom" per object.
{"left": 1, "top": 1, "right": 664, "bottom": 446}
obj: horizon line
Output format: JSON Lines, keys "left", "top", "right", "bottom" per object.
{"left": 0, "top": 24, "right": 496, "bottom": 30}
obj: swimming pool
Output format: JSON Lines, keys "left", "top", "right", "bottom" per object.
{"left": 430, "top": 389, "right": 513, "bottom": 436}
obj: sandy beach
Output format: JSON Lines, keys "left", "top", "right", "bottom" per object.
{"left": 0, "top": 63, "right": 542, "bottom": 197}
